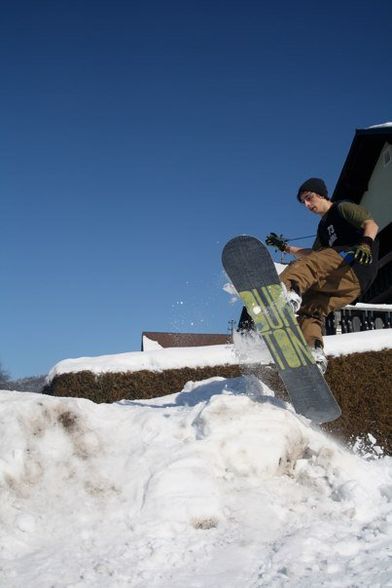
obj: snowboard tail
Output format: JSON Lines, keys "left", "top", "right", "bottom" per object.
{"left": 222, "top": 235, "right": 341, "bottom": 424}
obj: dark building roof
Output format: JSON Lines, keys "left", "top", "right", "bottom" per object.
{"left": 141, "top": 331, "right": 232, "bottom": 351}
{"left": 332, "top": 125, "right": 392, "bottom": 203}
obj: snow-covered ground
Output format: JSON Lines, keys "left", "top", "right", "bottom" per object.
{"left": 1, "top": 329, "right": 392, "bottom": 587}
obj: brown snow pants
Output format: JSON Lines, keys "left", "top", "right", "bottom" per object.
{"left": 280, "top": 248, "right": 361, "bottom": 348}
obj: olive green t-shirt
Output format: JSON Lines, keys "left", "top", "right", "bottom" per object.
{"left": 312, "top": 201, "right": 372, "bottom": 251}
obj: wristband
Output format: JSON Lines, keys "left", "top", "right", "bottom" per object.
{"left": 360, "top": 236, "right": 374, "bottom": 249}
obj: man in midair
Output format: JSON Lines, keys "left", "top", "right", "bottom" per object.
{"left": 265, "top": 177, "right": 379, "bottom": 373}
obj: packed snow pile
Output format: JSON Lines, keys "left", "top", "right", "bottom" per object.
{"left": 1, "top": 376, "right": 392, "bottom": 587}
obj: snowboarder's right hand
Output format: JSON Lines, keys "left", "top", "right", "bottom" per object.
{"left": 265, "top": 232, "right": 288, "bottom": 252}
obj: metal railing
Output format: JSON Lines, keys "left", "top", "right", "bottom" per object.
{"left": 325, "top": 305, "right": 392, "bottom": 335}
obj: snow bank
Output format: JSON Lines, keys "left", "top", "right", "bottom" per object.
{"left": 324, "top": 328, "right": 392, "bottom": 357}
{"left": 47, "top": 329, "right": 392, "bottom": 382}
{"left": 46, "top": 343, "right": 244, "bottom": 382}
{"left": 1, "top": 378, "right": 391, "bottom": 586}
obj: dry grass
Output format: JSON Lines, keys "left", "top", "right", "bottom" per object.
{"left": 323, "top": 350, "right": 392, "bottom": 454}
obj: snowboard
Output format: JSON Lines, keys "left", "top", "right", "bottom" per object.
{"left": 222, "top": 235, "right": 341, "bottom": 424}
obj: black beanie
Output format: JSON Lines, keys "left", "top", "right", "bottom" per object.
{"left": 297, "top": 177, "right": 328, "bottom": 201}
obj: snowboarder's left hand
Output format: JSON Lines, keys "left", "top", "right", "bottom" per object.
{"left": 265, "top": 232, "right": 288, "bottom": 252}
{"left": 353, "top": 238, "right": 373, "bottom": 265}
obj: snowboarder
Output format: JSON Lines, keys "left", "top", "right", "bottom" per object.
{"left": 264, "top": 177, "right": 379, "bottom": 373}
{"left": 223, "top": 235, "right": 341, "bottom": 422}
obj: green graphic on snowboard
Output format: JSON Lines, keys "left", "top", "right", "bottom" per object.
{"left": 239, "top": 285, "right": 315, "bottom": 370}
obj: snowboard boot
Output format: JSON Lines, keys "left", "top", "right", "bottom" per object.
{"left": 282, "top": 281, "right": 302, "bottom": 314}
{"left": 312, "top": 341, "right": 328, "bottom": 375}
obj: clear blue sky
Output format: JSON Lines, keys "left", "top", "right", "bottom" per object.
{"left": 1, "top": 0, "right": 391, "bottom": 377}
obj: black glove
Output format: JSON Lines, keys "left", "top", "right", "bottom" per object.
{"left": 353, "top": 237, "right": 373, "bottom": 265}
{"left": 265, "top": 232, "right": 288, "bottom": 252}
